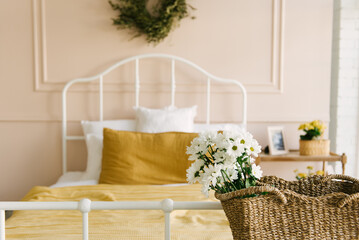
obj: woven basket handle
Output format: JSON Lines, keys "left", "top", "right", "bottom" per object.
{"left": 215, "top": 186, "right": 287, "bottom": 204}
{"left": 321, "top": 174, "right": 359, "bottom": 184}
{"left": 322, "top": 174, "right": 359, "bottom": 208}
{"left": 337, "top": 193, "right": 359, "bottom": 208}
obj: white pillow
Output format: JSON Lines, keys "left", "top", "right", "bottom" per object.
{"left": 81, "top": 119, "right": 136, "bottom": 136}
{"left": 82, "top": 134, "right": 103, "bottom": 181}
{"left": 194, "top": 123, "right": 246, "bottom": 132}
{"left": 135, "top": 106, "right": 197, "bottom": 133}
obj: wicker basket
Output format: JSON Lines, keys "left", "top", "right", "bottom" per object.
{"left": 299, "top": 139, "right": 330, "bottom": 156}
{"left": 215, "top": 175, "right": 359, "bottom": 240}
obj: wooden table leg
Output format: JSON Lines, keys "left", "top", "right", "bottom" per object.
{"left": 322, "top": 160, "right": 326, "bottom": 175}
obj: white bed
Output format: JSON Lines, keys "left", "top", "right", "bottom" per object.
{"left": 1, "top": 53, "right": 247, "bottom": 240}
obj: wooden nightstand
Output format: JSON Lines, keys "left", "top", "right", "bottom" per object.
{"left": 255, "top": 150, "right": 347, "bottom": 174}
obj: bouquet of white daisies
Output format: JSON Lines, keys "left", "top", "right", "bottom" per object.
{"left": 186, "top": 130, "right": 263, "bottom": 197}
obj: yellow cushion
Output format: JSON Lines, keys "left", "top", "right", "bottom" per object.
{"left": 99, "top": 128, "right": 198, "bottom": 185}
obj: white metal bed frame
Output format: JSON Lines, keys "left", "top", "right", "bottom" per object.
{"left": 0, "top": 53, "right": 247, "bottom": 240}
{"left": 62, "top": 53, "right": 247, "bottom": 174}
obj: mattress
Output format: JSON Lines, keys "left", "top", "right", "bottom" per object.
{"left": 5, "top": 184, "right": 232, "bottom": 240}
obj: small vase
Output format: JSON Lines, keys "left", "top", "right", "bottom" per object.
{"left": 299, "top": 139, "right": 330, "bottom": 156}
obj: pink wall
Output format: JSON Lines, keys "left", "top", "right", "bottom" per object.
{"left": 0, "top": 0, "right": 333, "bottom": 200}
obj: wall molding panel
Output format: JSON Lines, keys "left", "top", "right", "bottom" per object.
{"left": 32, "top": 0, "right": 285, "bottom": 94}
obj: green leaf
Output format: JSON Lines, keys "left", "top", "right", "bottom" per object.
{"left": 245, "top": 179, "right": 251, "bottom": 188}
{"left": 109, "top": 0, "right": 195, "bottom": 44}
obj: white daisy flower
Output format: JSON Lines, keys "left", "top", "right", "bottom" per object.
{"left": 213, "top": 151, "right": 226, "bottom": 163}
{"left": 226, "top": 139, "right": 245, "bottom": 158}
{"left": 251, "top": 163, "right": 263, "bottom": 179}
{"left": 237, "top": 132, "right": 253, "bottom": 150}
{"left": 222, "top": 153, "right": 237, "bottom": 166}
{"left": 213, "top": 133, "right": 229, "bottom": 149}
{"left": 248, "top": 157, "right": 256, "bottom": 164}
{"left": 201, "top": 182, "right": 210, "bottom": 198}
{"left": 188, "top": 153, "right": 198, "bottom": 161}
{"left": 222, "top": 130, "right": 241, "bottom": 142}
{"left": 224, "top": 166, "right": 239, "bottom": 182}
{"left": 201, "top": 164, "right": 224, "bottom": 187}
{"left": 186, "top": 160, "right": 205, "bottom": 184}
{"left": 186, "top": 137, "right": 208, "bottom": 155}
{"left": 186, "top": 128, "right": 262, "bottom": 197}
{"left": 200, "top": 131, "right": 217, "bottom": 145}
{"left": 246, "top": 139, "right": 261, "bottom": 157}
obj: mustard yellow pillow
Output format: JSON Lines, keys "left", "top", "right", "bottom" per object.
{"left": 99, "top": 128, "right": 198, "bottom": 185}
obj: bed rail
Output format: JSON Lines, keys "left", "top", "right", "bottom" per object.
{"left": 0, "top": 199, "right": 222, "bottom": 240}
{"left": 62, "top": 53, "right": 247, "bottom": 174}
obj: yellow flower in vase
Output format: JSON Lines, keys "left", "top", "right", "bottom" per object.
{"left": 298, "top": 120, "right": 326, "bottom": 140}
{"left": 298, "top": 120, "right": 330, "bottom": 156}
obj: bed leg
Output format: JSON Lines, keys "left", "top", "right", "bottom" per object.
{"left": 164, "top": 212, "right": 171, "bottom": 240}
{"left": 82, "top": 212, "right": 89, "bottom": 240}
{"left": 78, "top": 199, "right": 92, "bottom": 240}
{"left": 0, "top": 210, "right": 5, "bottom": 240}
{"left": 161, "top": 199, "right": 174, "bottom": 240}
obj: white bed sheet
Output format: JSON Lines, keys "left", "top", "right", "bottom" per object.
{"left": 50, "top": 171, "right": 98, "bottom": 188}
{"left": 51, "top": 171, "right": 189, "bottom": 188}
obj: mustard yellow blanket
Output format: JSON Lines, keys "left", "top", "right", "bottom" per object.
{"left": 6, "top": 184, "right": 232, "bottom": 240}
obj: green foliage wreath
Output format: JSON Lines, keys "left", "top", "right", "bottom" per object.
{"left": 109, "top": 0, "right": 194, "bottom": 44}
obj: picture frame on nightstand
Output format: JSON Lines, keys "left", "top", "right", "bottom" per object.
{"left": 267, "top": 126, "right": 289, "bottom": 155}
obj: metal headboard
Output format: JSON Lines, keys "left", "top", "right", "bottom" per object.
{"left": 62, "top": 53, "right": 247, "bottom": 174}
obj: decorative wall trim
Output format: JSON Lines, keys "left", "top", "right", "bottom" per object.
{"left": 32, "top": 0, "right": 284, "bottom": 93}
